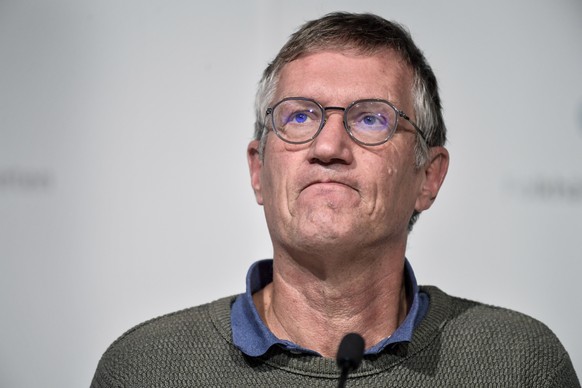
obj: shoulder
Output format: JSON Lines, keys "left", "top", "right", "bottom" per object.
{"left": 422, "top": 285, "right": 562, "bottom": 346}
{"left": 419, "top": 286, "right": 579, "bottom": 387}
{"left": 110, "top": 295, "right": 235, "bottom": 349}
{"left": 91, "top": 296, "right": 238, "bottom": 387}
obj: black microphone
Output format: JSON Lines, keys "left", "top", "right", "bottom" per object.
{"left": 336, "top": 333, "right": 365, "bottom": 388}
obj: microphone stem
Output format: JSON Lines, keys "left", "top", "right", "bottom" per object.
{"left": 337, "top": 367, "right": 349, "bottom": 388}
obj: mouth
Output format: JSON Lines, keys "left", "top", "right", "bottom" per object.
{"left": 302, "top": 178, "right": 358, "bottom": 193}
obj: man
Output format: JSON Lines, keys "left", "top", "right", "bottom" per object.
{"left": 91, "top": 12, "right": 579, "bottom": 387}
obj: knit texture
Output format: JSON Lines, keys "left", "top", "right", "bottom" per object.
{"left": 91, "top": 286, "right": 580, "bottom": 387}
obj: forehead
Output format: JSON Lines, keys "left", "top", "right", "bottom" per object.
{"left": 275, "top": 50, "right": 414, "bottom": 106}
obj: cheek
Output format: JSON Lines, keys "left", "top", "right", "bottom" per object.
{"left": 366, "top": 163, "right": 419, "bottom": 217}
{"left": 261, "top": 150, "right": 295, "bottom": 211}
{"left": 367, "top": 167, "right": 397, "bottom": 212}
{"left": 260, "top": 164, "right": 279, "bottom": 207}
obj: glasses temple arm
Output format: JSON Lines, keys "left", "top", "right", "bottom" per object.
{"left": 399, "top": 111, "right": 428, "bottom": 144}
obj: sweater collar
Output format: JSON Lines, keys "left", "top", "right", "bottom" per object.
{"left": 231, "top": 259, "right": 428, "bottom": 357}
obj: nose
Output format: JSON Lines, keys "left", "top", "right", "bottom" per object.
{"left": 308, "top": 111, "right": 354, "bottom": 166}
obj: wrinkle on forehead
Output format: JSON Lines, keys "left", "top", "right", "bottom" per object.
{"left": 275, "top": 50, "right": 414, "bottom": 110}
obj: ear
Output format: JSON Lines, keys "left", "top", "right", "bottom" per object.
{"left": 247, "top": 139, "right": 264, "bottom": 205}
{"left": 415, "top": 146, "right": 449, "bottom": 212}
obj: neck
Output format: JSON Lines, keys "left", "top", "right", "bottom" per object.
{"left": 253, "top": 248, "right": 409, "bottom": 358}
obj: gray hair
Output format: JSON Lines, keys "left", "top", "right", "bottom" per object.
{"left": 253, "top": 12, "right": 447, "bottom": 229}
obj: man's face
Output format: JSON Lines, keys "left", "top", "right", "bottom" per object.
{"left": 248, "top": 50, "right": 446, "bottom": 261}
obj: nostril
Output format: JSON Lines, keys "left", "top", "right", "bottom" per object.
{"left": 309, "top": 156, "right": 350, "bottom": 166}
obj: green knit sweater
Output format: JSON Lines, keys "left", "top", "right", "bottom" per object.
{"left": 91, "top": 286, "right": 579, "bottom": 387}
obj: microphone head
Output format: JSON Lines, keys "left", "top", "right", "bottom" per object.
{"left": 336, "top": 333, "right": 365, "bottom": 371}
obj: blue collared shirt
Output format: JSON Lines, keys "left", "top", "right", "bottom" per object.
{"left": 231, "top": 259, "right": 428, "bottom": 357}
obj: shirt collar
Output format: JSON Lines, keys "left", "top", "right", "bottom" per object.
{"left": 231, "top": 259, "right": 427, "bottom": 357}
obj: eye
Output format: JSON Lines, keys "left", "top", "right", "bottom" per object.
{"left": 354, "top": 112, "right": 388, "bottom": 131}
{"left": 287, "top": 111, "right": 310, "bottom": 124}
{"left": 362, "top": 115, "right": 379, "bottom": 126}
{"left": 270, "top": 98, "right": 322, "bottom": 142}
{"left": 280, "top": 107, "right": 319, "bottom": 128}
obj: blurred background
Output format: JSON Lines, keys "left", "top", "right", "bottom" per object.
{"left": 1, "top": 1, "right": 581, "bottom": 386}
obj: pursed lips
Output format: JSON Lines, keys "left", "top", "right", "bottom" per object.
{"left": 301, "top": 178, "right": 359, "bottom": 193}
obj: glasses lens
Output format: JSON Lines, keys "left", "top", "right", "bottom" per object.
{"left": 271, "top": 99, "right": 322, "bottom": 143}
{"left": 346, "top": 100, "right": 397, "bottom": 145}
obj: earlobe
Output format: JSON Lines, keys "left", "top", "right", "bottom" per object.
{"left": 247, "top": 140, "right": 264, "bottom": 205}
{"left": 415, "top": 146, "right": 449, "bottom": 212}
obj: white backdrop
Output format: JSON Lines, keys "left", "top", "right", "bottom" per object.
{"left": 1, "top": 1, "right": 581, "bottom": 387}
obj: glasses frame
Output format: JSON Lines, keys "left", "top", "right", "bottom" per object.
{"left": 265, "top": 97, "right": 427, "bottom": 147}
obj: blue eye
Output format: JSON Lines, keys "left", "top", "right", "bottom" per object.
{"left": 362, "top": 115, "right": 378, "bottom": 126}
{"left": 290, "top": 112, "right": 308, "bottom": 124}
{"left": 355, "top": 113, "right": 388, "bottom": 131}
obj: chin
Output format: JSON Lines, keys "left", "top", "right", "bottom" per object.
{"left": 292, "top": 224, "right": 357, "bottom": 250}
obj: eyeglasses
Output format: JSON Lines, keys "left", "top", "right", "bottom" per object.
{"left": 265, "top": 97, "right": 426, "bottom": 146}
